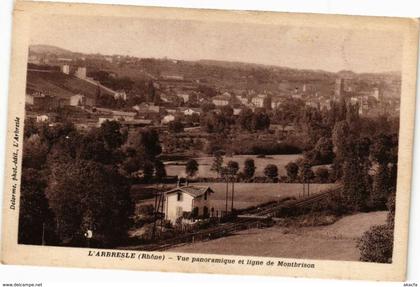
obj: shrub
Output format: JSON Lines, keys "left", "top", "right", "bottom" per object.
{"left": 386, "top": 192, "right": 396, "bottom": 228}
{"left": 358, "top": 224, "right": 393, "bottom": 263}
{"left": 285, "top": 162, "right": 299, "bottom": 182}
{"left": 264, "top": 164, "right": 278, "bottom": 182}
{"left": 315, "top": 167, "right": 330, "bottom": 183}
{"left": 243, "top": 158, "right": 256, "bottom": 179}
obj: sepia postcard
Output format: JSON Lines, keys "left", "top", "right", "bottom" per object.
{"left": 1, "top": 0, "right": 419, "bottom": 281}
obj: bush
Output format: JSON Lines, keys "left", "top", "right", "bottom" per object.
{"left": 358, "top": 224, "right": 393, "bottom": 263}
{"left": 315, "top": 167, "right": 330, "bottom": 183}
{"left": 264, "top": 164, "right": 278, "bottom": 181}
{"left": 386, "top": 192, "right": 396, "bottom": 228}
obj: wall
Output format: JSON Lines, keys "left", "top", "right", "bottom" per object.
{"left": 165, "top": 192, "right": 194, "bottom": 223}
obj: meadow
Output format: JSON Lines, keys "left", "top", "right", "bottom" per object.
{"left": 199, "top": 182, "right": 337, "bottom": 211}
{"left": 169, "top": 211, "right": 388, "bottom": 261}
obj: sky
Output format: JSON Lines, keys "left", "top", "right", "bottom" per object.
{"left": 30, "top": 14, "right": 403, "bottom": 73}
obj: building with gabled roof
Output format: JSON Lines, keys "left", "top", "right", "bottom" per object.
{"left": 164, "top": 185, "right": 215, "bottom": 223}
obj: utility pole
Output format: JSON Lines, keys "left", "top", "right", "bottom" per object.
{"left": 41, "top": 222, "right": 46, "bottom": 245}
{"left": 152, "top": 189, "right": 159, "bottom": 240}
{"left": 225, "top": 175, "right": 229, "bottom": 216}
{"left": 307, "top": 181, "right": 310, "bottom": 196}
{"left": 160, "top": 185, "right": 165, "bottom": 232}
{"left": 231, "top": 176, "right": 235, "bottom": 211}
{"left": 302, "top": 182, "right": 305, "bottom": 198}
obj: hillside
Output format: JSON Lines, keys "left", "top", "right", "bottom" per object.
{"left": 28, "top": 44, "right": 402, "bottom": 98}
{"left": 26, "top": 70, "right": 113, "bottom": 99}
{"left": 29, "top": 44, "right": 74, "bottom": 56}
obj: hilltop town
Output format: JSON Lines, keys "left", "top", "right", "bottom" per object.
{"left": 27, "top": 44, "right": 400, "bottom": 128}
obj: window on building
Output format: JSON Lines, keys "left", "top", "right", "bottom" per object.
{"left": 204, "top": 191, "right": 207, "bottom": 200}
{"left": 177, "top": 192, "right": 182, "bottom": 201}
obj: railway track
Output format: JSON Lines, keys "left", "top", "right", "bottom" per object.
{"left": 135, "top": 186, "right": 341, "bottom": 251}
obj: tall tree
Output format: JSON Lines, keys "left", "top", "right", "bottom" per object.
{"left": 210, "top": 151, "right": 224, "bottom": 177}
{"left": 46, "top": 160, "right": 133, "bottom": 247}
{"left": 264, "top": 164, "right": 278, "bottom": 182}
{"left": 342, "top": 137, "right": 372, "bottom": 210}
{"left": 18, "top": 168, "right": 55, "bottom": 245}
{"left": 99, "top": 120, "right": 126, "bottom": 151}
{"left": 227, "top": 161, "right": 239, "bottom": 177}
{"left": 22, "top": 134, "right": 48, "bottom": 169}
{"left": 369, "top": 133, "right": 398, "bottom": 209}
{"left": 285, "top": 162, "right": 299, "bottom": 182}
{"left": 154, "top": 160, "right": 167, "bottom": 179}
{"left": 143, "top": 160, "right": 155, "bottom": 182}
{"left": 243, "top": 158, "right": 256, "bottom": 180}
{"left": 185, "top": 159, "right": 199, "bottom": 178}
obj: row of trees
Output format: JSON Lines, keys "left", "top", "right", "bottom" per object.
{"left": 182, "top": 152, "right": 331, "bottom": 183}
{"left": 185, "top": 155, "right": 256, "bottom": 181}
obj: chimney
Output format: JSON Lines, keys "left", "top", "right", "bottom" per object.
{"left": 177, "top": 177, "right": 180, "bottom": 188}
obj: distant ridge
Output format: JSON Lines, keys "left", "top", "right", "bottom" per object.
{"left": 28, "top": 44, "right": 401, "bottom": 77}
{"left": 29, "top": 44, "right": 73, "bottom": 56}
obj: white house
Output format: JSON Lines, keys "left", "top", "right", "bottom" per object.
{"left": 161, "top": 114, "right": 175, "bottom": 124}
{"left": 212, "top": 93, "right": 231, "bottom": 107}
{"left": 164, "top": 185, "right": 215, "bottom": 224}
{"left": 251, "top": 94, "right": 267, "bottom": 108}
{"left": 62, "top": 64, "right": 70, "bottom": 75}
{"left": 233, "top": 108, "right": 242, "bottom": 116}
{"left": 25, "top": 94, "right": 34, "bottom": 105}
{"left": 114, "top": 90, "right": 127, "bottom": 101}
{"left": 70, "top": 94, "right": 85, "bottom": 106}
{"left": 237, "top": 95, "right": 249, "bottom": 106}
{"left": 182, "top": 108, "right": 201, "bottom": 116}
{"left": 165, "top": 108, "right": 178, "bottom": 114}
{"left": 97, "top": 117, "right": 113, "bottom": 126}
{"left": 111, "top": 110, "right": 136, "bottom": 121}
{"left": 36, "top": 115, "right": 49, "bottom": 122}
{"left": 75, "top": 67, "right": 87, "bottom": 79}
{"left": 271, "top": 99, "right": 283, "bottom": 110}
{"left": 177, "top": 93, "right": 190, "bottom": 103}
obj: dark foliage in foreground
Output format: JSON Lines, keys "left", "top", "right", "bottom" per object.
{"left": 357, "top": 193, "right": 396, "bottom": 263}
{"left": 358, "top": 224, "right": 394, "bottom": 263}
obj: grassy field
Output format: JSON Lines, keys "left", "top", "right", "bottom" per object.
{"left": 204, "top": 182, "right": 337, "bottom": 210}
{"left": 164, "top": 154, "right": 302, "bottom": 178}
{"left": 168, "top": 211, "right": 388, "bottom": 261}
{"left": 132, "top": 182, "right": 338, "bottom": 211}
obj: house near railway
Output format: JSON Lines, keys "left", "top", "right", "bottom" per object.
{"left": 164, "top": 185, "right": 215, "bottom": 224}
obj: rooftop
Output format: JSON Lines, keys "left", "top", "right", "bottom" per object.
{"left": 165, "top": 185, "right": 214, "bottom": 198}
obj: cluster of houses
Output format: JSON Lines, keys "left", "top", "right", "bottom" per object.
{"left": 26, "top": 91, "right": 95, "bottom": 109}
{"left": 26, "top": 58, "right": 400, "bottom": 133}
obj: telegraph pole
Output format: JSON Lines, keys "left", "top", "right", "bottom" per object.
{"left": 231, "top": 176, "right": 235, "bottom": 211}
{"left": 225, "top": 175, "right": 229, "bottom": 215}
{"left": 41, "top": 222, "right": 46, "bottom": 245}
{"left": 152, "top": 188, "right": 159, "bottom": 240}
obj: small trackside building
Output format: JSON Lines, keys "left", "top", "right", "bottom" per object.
{"left": 164, "top": 185, "right": 215, "bottom": 224}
